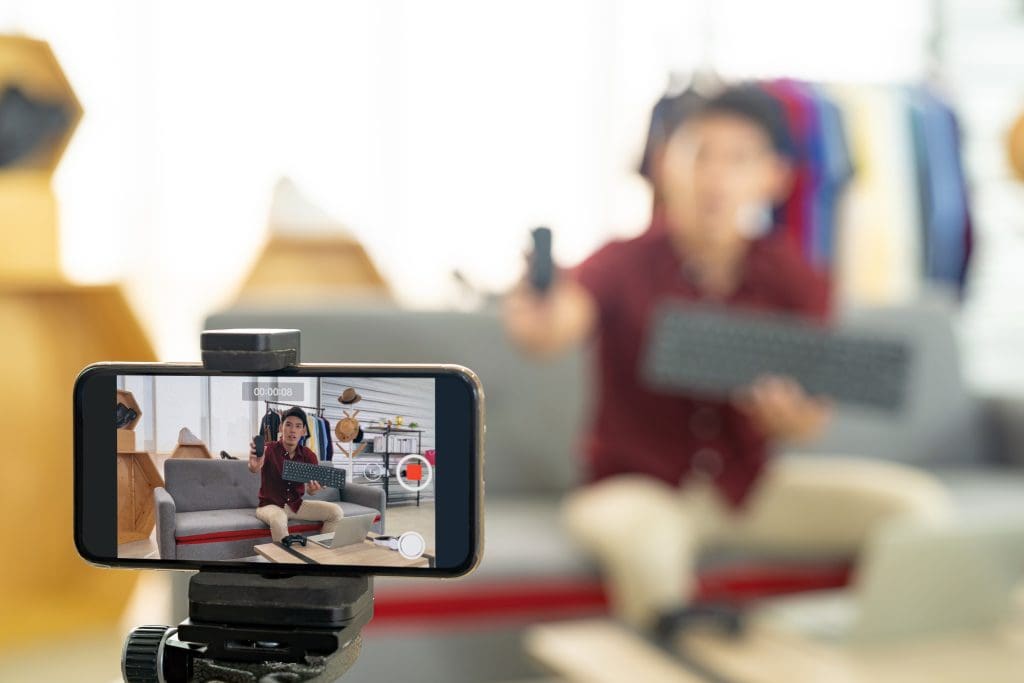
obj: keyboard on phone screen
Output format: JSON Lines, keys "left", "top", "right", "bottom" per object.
{"left": 282, "top": 459, "right": 347, "bottom": 489}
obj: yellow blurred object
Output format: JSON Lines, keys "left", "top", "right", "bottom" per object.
{"left": 240, "top": 233, "right": 390, "bottom": 299}
{"left": 234, "top": 178, "right": 390, "bottom": 304}
{"left": 0, "top": 35, "right": 82, "bottom": 282}
{"left": 0, "top": 173, "right": 60, "bottom": 282}
{"left": 0, "top": 283, "right": 155, "bottom": 648}
{"left": 0, "top": 35, "right": 156, "bottom": 649}
{"left": 1009, "top": 109, "right": 1024, "bottom": 182}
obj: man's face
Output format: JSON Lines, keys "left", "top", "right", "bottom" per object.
{"left": 281, "top": 416, "right": 306, "bottom": 447}
{"left": 659, "top": 113, "right": 791, "bottom": 255}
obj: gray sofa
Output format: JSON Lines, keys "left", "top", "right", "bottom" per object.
{"left": 200, "top": 301, "right": 1024, "bottom": 683}
{"left": 154, "top": 459, "right": 385, "bottom": 561}
{"left": 204, "top": 301, "right": 1024, "bottom": 580}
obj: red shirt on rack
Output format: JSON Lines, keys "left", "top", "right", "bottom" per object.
{"left": 257, "top": 440, "right": 319, "bottom": 512}
{"left": 572, "top": 223, "right": 831, "bottom": 510}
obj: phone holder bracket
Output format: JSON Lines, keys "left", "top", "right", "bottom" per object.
{"left": 121, "top": 328, "right": 374, "bottom": 683}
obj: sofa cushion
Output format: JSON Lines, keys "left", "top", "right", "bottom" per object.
{"left": 175, "top": 508, "right": 276, "bottom": 538}
{"left": 174, "top": 503, "right": 380, "bottom": 542}
{"left": 165, "top": 460, "right": 260, "bottom": 512}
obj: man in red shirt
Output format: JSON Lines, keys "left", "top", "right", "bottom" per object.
{"left": 504, "top": 86, "right": 950, "bottom": 631}
{"left": 249, "top": 407, "right": 344, "bottom": 543}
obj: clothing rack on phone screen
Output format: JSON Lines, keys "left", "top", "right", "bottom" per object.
{"left": 263, "top": 400, "right": 325, "bottom": 415}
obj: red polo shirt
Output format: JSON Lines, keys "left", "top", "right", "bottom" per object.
{"left": 573, "top": 226, "right": 830, "bottom": 509}
{"left": 257, "top": 440, "right": 319, "bottom": 512}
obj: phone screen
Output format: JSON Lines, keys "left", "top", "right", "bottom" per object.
{"left": 75, "top": 364, "right": 482, "bottom": 576}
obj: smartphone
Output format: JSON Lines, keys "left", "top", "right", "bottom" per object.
{"left": 253, "top": 434, "right": 265, "bottom": 457}
{"left": 75, "top": 363, "right": 484, "bottom": 577}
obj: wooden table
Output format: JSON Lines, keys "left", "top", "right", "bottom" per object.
{"left": 525, "top": 607, "right": 1024, "bottom": 683}
{"left": 254, "top": 532, "right": 433, "bottom": 568}
{"left": 525, "top": 620, "right": 705, "bottom": 683}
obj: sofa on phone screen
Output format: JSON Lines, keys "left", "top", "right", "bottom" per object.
{"left": 153, "top": 459, "right": 385, "bottom": 561}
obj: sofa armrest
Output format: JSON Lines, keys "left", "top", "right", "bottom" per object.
{"left": 154, "top": 487, "right": 177, "bottom": 560}
{"left": 341, "top": 483, "right": 386, "bottom": 531}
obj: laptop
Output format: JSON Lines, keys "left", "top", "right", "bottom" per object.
{"left": 755, "top": 517, "right": 1024, "bottom": 643}
{"left": 307, "top": 515, "right": 374, "bottom": 549}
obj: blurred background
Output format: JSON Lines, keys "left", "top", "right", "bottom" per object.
{"left": 2, "top": 0, "right": 1024, "bottom": 681}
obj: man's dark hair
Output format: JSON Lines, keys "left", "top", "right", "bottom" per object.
{"left": 281, "top": 406, "right": 308, "bottom": 428}
{"left": 639, "top": 87, "right": 705, "bottom": 180}
{"left": 639, "top": 83, "right": 795, "bottom": 181}
{"left": 696, "top": 85, "right": 794, "bottom": 159}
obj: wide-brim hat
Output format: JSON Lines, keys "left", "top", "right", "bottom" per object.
{"left": 338, "top": 387, "right": 362, "bottom": 405}
{"left": 335, "top": 416, "right": 361, "bottom": 442}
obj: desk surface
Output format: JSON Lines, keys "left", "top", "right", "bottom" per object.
{"left": 254, "top": 532, "right": 432, "bottom": 568}
{"left": 525, "top": 611, "right": 1024, "bottom": 683}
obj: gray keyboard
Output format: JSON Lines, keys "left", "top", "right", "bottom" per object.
{"left": 642, "top": 304, "right": 911, "bottom": 411}
{"left": 282, "top": 459, "right": 347, "bottom": 489}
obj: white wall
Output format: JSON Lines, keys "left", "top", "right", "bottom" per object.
{"left": 19, "top": 3, "right": 1024, "bottom": 394}
{"left": 3, "top": 0, "right": 935, "bottom": 360}
{"left": 211, "top": 376, "right": 261, "bottom": 458}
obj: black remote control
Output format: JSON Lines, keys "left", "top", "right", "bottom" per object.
{"left": 528, "top": 227, "right": 554, "bottom": 293}
{"left": 253, "top": 434, "right": 265, "bottom": 457}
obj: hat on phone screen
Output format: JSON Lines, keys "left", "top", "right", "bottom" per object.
{"left": 338, "top": 388, "right": 362, "bottom": 405}
{"left": 335, "top": 415, "right": 361, "bottom": 442}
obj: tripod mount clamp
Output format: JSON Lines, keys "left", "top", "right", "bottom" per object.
{"left": 122, "top": 329, "right": 374, "bottom": 683}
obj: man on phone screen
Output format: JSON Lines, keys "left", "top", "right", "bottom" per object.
{"left": 248, "top": 406, "right": 344, "bottom": 543}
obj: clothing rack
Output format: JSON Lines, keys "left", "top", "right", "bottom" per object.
{"left": 263, "top": 400, "right": 325, "bottom": 415}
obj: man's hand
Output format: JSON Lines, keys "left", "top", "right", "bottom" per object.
{"left": 306, "top": 480, "right": 323, "bottom": 494}
{"left": 503, "top": 276, "right": 596, "bottom": 358}
{"left": 734, "top": 374, "right": 832, "bottom": 443}
{"left": 248, "top": 439, "right": 265, "bottom": 473}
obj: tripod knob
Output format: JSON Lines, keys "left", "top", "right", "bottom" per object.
{"left": 122, "top": 624, "right": 174, "bottom": 683}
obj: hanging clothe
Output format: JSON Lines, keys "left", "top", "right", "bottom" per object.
{"left": 808, "top": 85, "right": 855, "bottom": 270}
{"left": 298, "top": 412, "right": 313, "bottom": 452}
{"left": 319, "top": 416, "right": 334, "bottom": 461}
{"left": 306, "top": 411, "right": 319, "bottom": 458}
{"left": 762, "top": 79, "right": 820, "bottom": 261}
{"left": 831, "top": 85, "right": 923, "bottom": 305}
{"left": 260, "top": 408, "right": 281, "bottom": 442}
{"left": 907, "top": 86, "right": 972, "bottom": 291}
